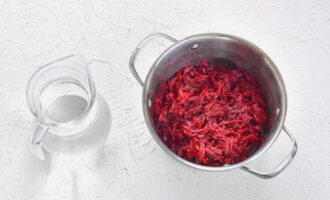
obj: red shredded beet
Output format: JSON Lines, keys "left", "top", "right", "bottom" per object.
{"left": 151, "top": 59, "right": 267, "bottom": 166}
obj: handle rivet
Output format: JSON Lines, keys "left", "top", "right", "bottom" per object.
{"left": 191, "top": 44, "right": 199, "bottom": 50}
{"left": 276, "top": 108, "right": 280, "bottom": 115}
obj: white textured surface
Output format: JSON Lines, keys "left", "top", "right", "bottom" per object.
{"left": 0, "top": 0, "right": 330, "bottom": 199}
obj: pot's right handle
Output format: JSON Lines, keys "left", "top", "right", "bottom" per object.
{"left": 129, "top": 33, "right": 177, "bottom": 86}
{"left": 241, "top": 126, "right": 298, "bottom": 179}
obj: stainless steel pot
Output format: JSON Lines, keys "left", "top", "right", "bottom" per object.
{"left": 129, "top": 33, "right": 297, "bottom": 179}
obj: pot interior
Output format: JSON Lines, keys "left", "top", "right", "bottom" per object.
{"left": 144, "top": 33, "right": 286, "bottom": 168}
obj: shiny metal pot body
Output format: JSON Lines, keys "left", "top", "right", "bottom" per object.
{"left": 129, "top": 33, "right": 297, "bottom": 179}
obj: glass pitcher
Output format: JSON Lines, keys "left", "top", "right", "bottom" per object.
{"left": 26, "top": 55, "right": 97, "bottom": 160}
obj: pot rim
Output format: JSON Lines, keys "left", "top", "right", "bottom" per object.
{"left": 142, "top": 33, "right": 287, "bottom": 171}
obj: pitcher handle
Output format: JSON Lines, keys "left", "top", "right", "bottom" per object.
{"left": 241, "top": 126, "right": 298, "bottom": 179}
{"left": 30, "top": 121, "right": 49, "bottom": 160}
{"left": 129, "top": 33, "right": 177, "bottom": 86}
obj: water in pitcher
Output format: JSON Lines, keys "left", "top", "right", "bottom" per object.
{"left": 38, "top": 79, "right": 89, "bottom": 124}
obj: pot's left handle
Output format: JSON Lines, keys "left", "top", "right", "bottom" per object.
{"left": 129, "top": 33, "right": 177, "bottom": 86}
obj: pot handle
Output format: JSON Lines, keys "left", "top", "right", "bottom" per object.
{"left": 129, "top": 33, "right": 177, "bottom": 86}
{"left": 241, "top": 126, "right": 298, "bottom": 179}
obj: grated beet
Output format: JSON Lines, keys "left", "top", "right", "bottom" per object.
{"left": 151, "top": 59, "right": 267, "bottom": 166}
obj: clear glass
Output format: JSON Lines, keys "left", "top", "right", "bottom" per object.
{"left": 26, "top": 55, "right": 97, "bottom": 159}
